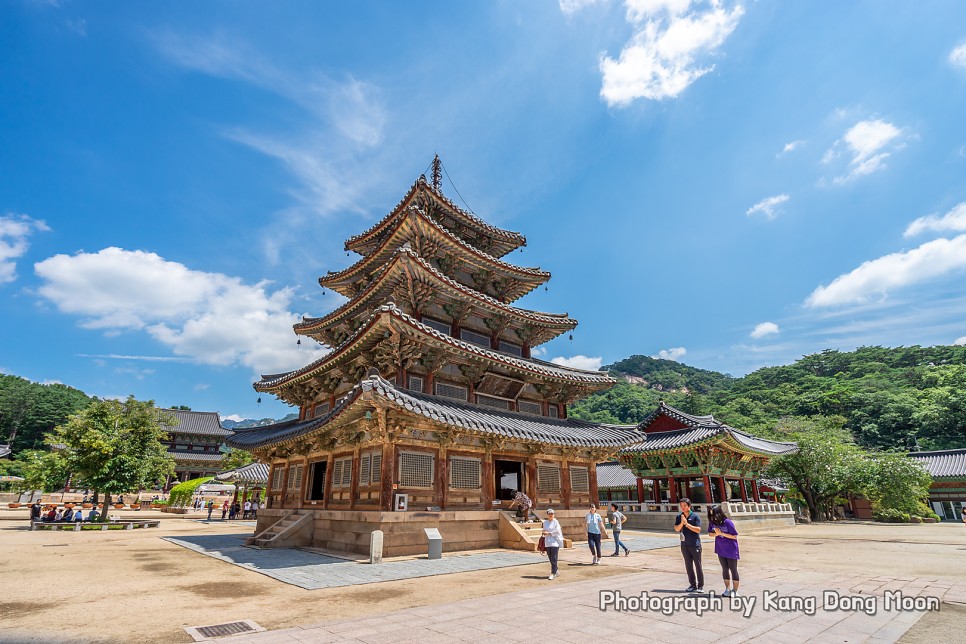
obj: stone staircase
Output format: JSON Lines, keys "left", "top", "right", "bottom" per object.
{"left": 497, "top": 511, "right": 572, "bottom": 551}
{"left": 245, "top": 510, "right": 313, "bottom": 549}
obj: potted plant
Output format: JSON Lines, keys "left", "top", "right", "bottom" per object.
{"left": 82, "top": 503, "right": 92, "bottom": 509}
{"left": 7, "top": 503, "right": 20, "bottom": 509}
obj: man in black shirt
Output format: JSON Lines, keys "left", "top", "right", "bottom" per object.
{"left": 674, "top": 497, "right": 704, "bottom": 592}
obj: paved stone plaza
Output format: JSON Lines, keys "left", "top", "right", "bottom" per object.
{"left": 165, "top": 532, "right": 681, "bottom": 589}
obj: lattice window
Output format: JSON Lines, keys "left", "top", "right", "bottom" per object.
{"left": 271, "top": 466, "right": 284, "bottom": 491}
{"left": 450, "top": 456, "right": 481, "bottom": 490}
{"left": 570, "top": 466, "right": 590, "bottom": 493}
{"left": 407, "top": 374, "right": 424, "bottom": 393}
{"left": 332, "top": 457, "right": 352, "bottom": 488}
{"left": 498, "top": 340, "right": 523, "bottom": 356}
{"left": 313, "top": 402, "right": 330, "bottom": 418}
{"left": 547, "top": 405, "right": 559, "bottom": 419}
{"left": 288, "top": 464, "right": 304, "bottom": 490}
{"left": 460, "top": 328, "right": 491, "bottom": 348}
{"left": 422, "top": 317, "right": 451, "bottom": 335}
{"left": 399, "top": 451, "right": 434, "bottom": 488}
{"left": 435, "top": 381, "right": 468, "bottom": 401}
{"left": 358, "top": 451, "right": 382, "bottom": 486}
{"left": 517, "top": 400, "right": 542, "bottom": 415}
{"left": 476, "top": 394, "right": 510, "bottom": 410}
{"left": 537, "top": 463, "right": 561, "bottom": 494}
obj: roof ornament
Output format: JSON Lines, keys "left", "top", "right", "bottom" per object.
{"left": 431, "top": 154, "right": 443, "bottom": 192}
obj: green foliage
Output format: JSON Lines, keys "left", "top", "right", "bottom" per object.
{"left": 873, "top": 508, "right": 911, "bottom": 523}
{"left": 168, "top": 476, "right": 213, "bottom": 507}
{"left": 47, "top": 397, "right": 176, "bottom": 512}
{"left": 861, "top": 451, "right": 933, "bottom": 516}
{"left": 0, "top": 375, "right": 91, "bottom": 452}
{"left": 221, "top": 448, "right": 254, "bottom": 471}
{"left": 571, "top": 345, "right": 966, "bottom": 450}
{"left": 16, "top": 449, "right": 70, "bottom": 492}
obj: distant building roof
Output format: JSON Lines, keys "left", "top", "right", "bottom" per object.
{"left": 168, "top": 451, "right": 225, "bottom": 463}
{"left": 0, "top": 444, "right": 11, "bottom": 459}
{"left": 214, "top": 462, "right": 269, "bottom": 485}
{"left": 596, "top": 462, "right": 638, "bottom": 489}
{"left": 908, "top": 449, "right": 966, "bottom": 479}
{"left": 161, "top": 409, "right": 231, "bottom": 437}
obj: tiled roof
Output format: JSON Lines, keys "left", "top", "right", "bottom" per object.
{"left": 321, "top": 206, "right": 548, "bottom": 298}
{"left": 620, "top": 425, "right": 797, "bottom": 456}
{"left": 161, "top": 409, "right": 231, "bottom": 437}
{"left": 596, "top": 461, "right": 639, "bottom": 489}
{"left": 908, "top": 449, "right": 966, "bottom": 479}
{"left": 232, "top": 375, "right": 641, "bottom": 450}
{"left": 168, "top": 451, "right": 225, "bottom": 463}
{"left": 257, "top": 303, "right": 615, "bottom": 391}
{"left": 0, "top": 444, "right": 11, "bottom": 459}
{"left": 345, "top": 177, "right": 526, "bottom": 257}
{"left": 296, "top": 247, "right": 576, "bottom": 338}
{"left": 214, "top": 462, "right": 269, "bottom": 484}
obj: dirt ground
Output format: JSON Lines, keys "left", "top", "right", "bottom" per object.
{"left": 0, "top": 512, "right": 963, "bottom": 643}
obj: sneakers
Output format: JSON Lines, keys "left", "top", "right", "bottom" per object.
{"left": 686, "top": 586, "right": 697, "bottom": 593}
{"left": 548, "top": 574, "right": 555, "bottom": 580}
{"left": 591, "top": 556, "right": 598, "bottom": 564}
{"left": 697, "top": 587, "right": 704, "bottom": 592}
{"left": 609, "top": 553, "right": 620, "bottom": 557}
{"left": 731, "top": 590, "right": 738, "bottom": 597}
{"left": 624, "top": 549, "right": 630, "bottom": 557}
{"left": 722, "top": 589, "right": 732, "bottom": 597}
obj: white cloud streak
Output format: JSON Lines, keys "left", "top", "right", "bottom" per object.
{"left": 953, "top": 336, "right": 966, "bottom": 346}
{"left": 0, "top": 213, "right": 50, "bottom": 284}
{"left": 599, "top": 0, "right": 744, "bottom": 106}
{"left": 746, "top": 194, "right": 789, "bottom": 220}
{"left": 779, "top": 140, "right": 804, "bottom": 156}
{"left": 35, "top": 247, "right": 328, "bottom": 374}
{"left": 653, "top": 347, "right": 687, "bottom": 361}
{"left": 559, "top": 0, "right": 607, "bottom": 16}
{"left": 949, "top": 42, "right": 966, "bottom": 68}
{"left": 824, "top": 118, "right": 904, "bottom": 185}
{"left": 806, "top": 234, "right": 966, "bottom": 307}
{"left": 750, "top": 322, "right": 779, "bottom": 339}
{"left": 550, "top": 355, "right": 604, "bottom": 371}
{"left": 904, "top": 202, "right": 966, "bottom": 238}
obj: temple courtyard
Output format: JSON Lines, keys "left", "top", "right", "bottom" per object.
{"left": 1, "top": 514, "right": 965, "bottom": 643}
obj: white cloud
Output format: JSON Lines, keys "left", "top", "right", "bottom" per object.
{"left": 559, "top": 0, "right": 608, "bottom": 16}
{"left": 824, "top": 119, "right": 904, "bottom": 184}
{"left": 746, "top": 194, "right": 789, "bottom": 220}
{"left": 806, "top": 234, "right": 966, "bottom": 307}
{"left": 653, "top": 347, "right": 687, "bottom": 361}
{"left": 66, "top": 18, "right": 86, "bottom": 37}
{"left": 0, "top": 213, "right": 50, "bottom": 284}
{"left": 949, "top": 42, "right": 966, "bottom": 68}
{"left": 778, "top": 140, "right": 804, "bottom": 156}
{"left": 954, "top": 336, "right": 966, "bottom": 346}
{"left": 904, "top": 202, "right": 966, "bottom": 238}
{"left": 530, "top": 346, "right": 547, "bottom": 357}
{"left": 193, "top": 383, "right": 210, "bottom": 391}
{"left": 599, "top": 0, "right": 744, "bottom": 106}
{"left": 221, "top": 414, "right": 245, "bottom": 423}
{"left": 750, "top": 322, "right": 779, "bottom": 339}
{"left": 550, "top": 355, "right": 604, "bottom": 371}
{"left": 34, "top": 247, "right": 327, "bottom": 374}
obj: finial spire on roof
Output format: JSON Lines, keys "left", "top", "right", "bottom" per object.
{"left": 431, "top": 154, "right": 442, "bottom": 192}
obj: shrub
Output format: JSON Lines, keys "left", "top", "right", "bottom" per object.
{"left": 168, "top": 477, "right": 213, "bottom": 508}
{"left": 873, "top": 508, "right": 911, "bottom": 523}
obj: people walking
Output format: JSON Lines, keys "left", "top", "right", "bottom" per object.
{"left": 243, "top": 500, "right": 252, "bottom": 519}
{"left": 609, "top": 503, "right": 630, "bottom": 557}
{"left": 708, "top": 505, "right": 740, "bottom": 596}
{"left": 206, "top": 500, "right": 214, "bottom": 520}
{"left": 585, "top": 503, "right": 607, "bottom": 564}
{"left": 542, "top": 508, "right": 563, "bottom": 580}
{"left": 221, "top": 500, "right": 229, "bottom": 520}
{"left": 674, "top": 497, "right": 704, "bottom": 592}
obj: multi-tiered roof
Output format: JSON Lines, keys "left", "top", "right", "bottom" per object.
{"left": 252, "top": 159, "right": 617, "bottom": 421}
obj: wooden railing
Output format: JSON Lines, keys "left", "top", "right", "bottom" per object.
{"left": 601, "top": 500, "right": 794, "bottom": 514}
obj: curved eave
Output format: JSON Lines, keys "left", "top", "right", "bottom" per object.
{"left": 618, "top": 427, "right": 798, "bottom": 458}
{"left": 345, "top": 179, "right": 526, "bottom": 258}
{"left": 296, "top": 247, "right": 576, "bottom": 340}
{"left": 321, "top": 207, "right": 548, "bottom": 300}
{"left": 256, "top": 303, "right": 615, "bottom": 396}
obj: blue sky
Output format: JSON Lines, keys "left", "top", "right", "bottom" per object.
{"left": 3, "top": 1, "right": 966, "bottom": 422}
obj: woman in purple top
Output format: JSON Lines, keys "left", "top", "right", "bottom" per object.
{"left": 707, "top": 505, "right": 740, "bottom": 597}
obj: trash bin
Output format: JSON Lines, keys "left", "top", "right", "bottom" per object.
{"left": 424, "top": 527, "right": 442, "bottom": 560}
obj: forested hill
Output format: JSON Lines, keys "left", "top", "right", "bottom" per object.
{"left": 221, "top": 414, "right": 298, "bottom": 430}
{"left": 571, "top": 345, "right": 966, "bottom": 451}
{"left": 0, "top": 375, "right": 91, "bottom": 453}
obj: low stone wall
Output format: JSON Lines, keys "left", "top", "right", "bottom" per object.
{"left": 622, "top": 505, "right": 796, "bottom": 533}
{"left": 253, "top": 508, "right": 593, "bottom": 557}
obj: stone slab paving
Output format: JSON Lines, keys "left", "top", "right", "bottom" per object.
{"left": 204, "top": 544, "right": 966, "bottom": 643}
{"left": 165, "top": 532, "right": 681, "bottom": 590}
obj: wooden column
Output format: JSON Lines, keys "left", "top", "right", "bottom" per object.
{"left": 702, "top": 475, "right": 712, "bottom": 505}
{"left": 482, "top": 453, "right": 494, "bottom": 510}
{"left": 279, "top": 465, "right": 290, "bottom": 509}
{"left": 425, "top": 372, "right": 434, "bottom": 394}
{"left": 588, "top": 463, "right": 599, "bottom": 508}
{"left": 739, "top": 478, "right": 748, "bottom": 502}
{"left": 379, "top": 442, "right": 394, "bottom": 511}
{"left": 718, "top": 476, "right": 728, "bottom": 503}
{"left": 669, "top": 476, "right": 678, "bottom": 503}
{"left": 322, "top": 454, "right": 334, "bottom": 510}
{"left": 526, "top": 457, "right": 537, "bottom": 505}
{"left": 349, "top": 448, "right": 361, "bottom": 510}
{"left": 636, "top": 477, "right": 646, "bottom": 503}
{"left": 298, "top": 458, "right": 310, "bottom": 508}
{"left": 751, "top": 479, "right": 761, "bottom": 502}
{"left": 264, "top": 466, "right": 274, "bottom": 509}
{"left": 561, "top": 460, "right": 572, "bottom": 509}
{"left": 436, "top": 445, "right": 448, "bottom": 510}
{"left": 652, "top": 478, "right": 661, "bottom": 502}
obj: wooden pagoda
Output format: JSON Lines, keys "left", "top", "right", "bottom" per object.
{"left": 227, "top": 158, "right": 641, "bottom": 555}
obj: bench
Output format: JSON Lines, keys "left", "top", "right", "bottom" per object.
{"left": 31, "top": 520, "right": 160, "bottom": 532}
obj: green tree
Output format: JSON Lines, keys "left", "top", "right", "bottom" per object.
{"left": 766, "top": 416, "right": 868, "bottom": 521}
{"left": 16, "top": 449, "right": 69, "bottom": 493}
{"left": 221, "top": 448, "right": 254, "bottom": 471}
{"left": 47, "top": 397, "right": 175, "bottom": 521}
{"left": 861, "top": 451, "right": 933, "bottom": 517}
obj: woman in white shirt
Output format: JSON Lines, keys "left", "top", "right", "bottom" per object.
{"left": 542, "top": 509, "right": 564, "bottom": 580}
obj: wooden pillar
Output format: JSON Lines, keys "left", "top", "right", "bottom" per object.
{"left": 526, "top": 457, "right": 537, "bottom": 505}
{"left": 279, "top": 464, "right": 290, "bottom": 510}
{"left": 322, "top": 454, "right": 334, "bottom": 510}
{"left": 523, "top": 344, "right": 531, "bottom": 359}
{"left": 379, "top": 442, "right": 394, "bottom": 511}
{"left": 329, "top": 394, "right": 336, "bottom": 409}
{"left": 559, "top": 403, "right": 567, "bottom": 419}
{"left": 739, "top": 478, "right": 748, "bottom": 502}
{"left": 652, "top": 479, "right": 660, "bottom": 502}
{"left": 264, "top": 466, "right": 273, "bottom": 509}
{"left": 561, "top": 460, "right": 572, "bottom": 509}
{"left": 702, "top": 475, "right": 712, "bottom": 505}
{"left": 482, "top": 453, "right": 494, "bottom": 510}
{"left": 349, "top": 448, "right": 361, "bottom": 510}
{"left": 588, "top": 463, "right": 599, "bottom": 508}
{"left": 425, "top": 372, "right": 434, "bottom": 394}
{"left": 298, "top": 458, "right": 310, "bottom": 508}
{"left": 751, "top": 479, "right": 761, "bottom": 502}
{"left": 436, "top": 445, "right": 448, "bottom": 510}
{"left": 718, "top": 476, "right": 728, "bottom": 503}
{"left": 636, "top": 477, "right": 645, "bottom": 504}
{"left": 669, "top": 476, "right": 678, "bottom": 503}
